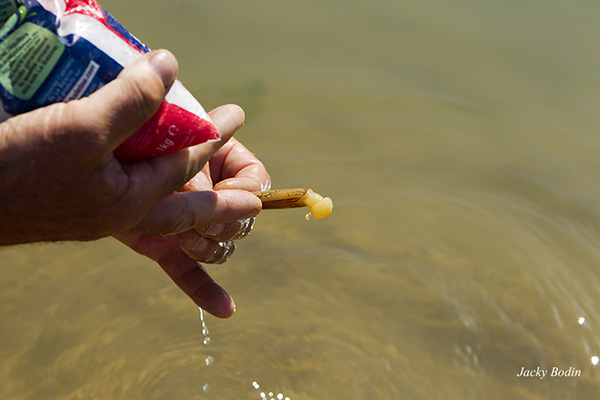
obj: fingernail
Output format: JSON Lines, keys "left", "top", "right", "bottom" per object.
{"left": 205, "top": 224, "right": 226, "bottom": 237}
{"left": 181, "top": 232, "right": 209, "bottom": 254}
{"left": 220, "top": 290, "right": 236, "bottom": 318}
{"left": 191, "top": 236, "right": 209, "bottom": 253}
{"left": 148, "top": 50, "right": 178, "bottom": 89}
{"left": 244, "top": 208, "right": 261, "bottom": 220}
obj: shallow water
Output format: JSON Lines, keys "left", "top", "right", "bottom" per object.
{"left": 2, "top": 0, "right": 600, "bottom": 398}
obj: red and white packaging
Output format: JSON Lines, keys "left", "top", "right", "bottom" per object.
{"left": 0, "top": 0, "right": 220, "bottom": 161}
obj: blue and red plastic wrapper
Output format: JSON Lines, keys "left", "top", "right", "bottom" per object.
{"left": 0, "top": 0, "right": 220, "bottom": 161}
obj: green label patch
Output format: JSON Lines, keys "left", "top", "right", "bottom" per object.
{"left": 0, "top": 0, "right": 17, "bottom": 26}
{"left": 0, "top": 22, "right": 64, "bottom": 100}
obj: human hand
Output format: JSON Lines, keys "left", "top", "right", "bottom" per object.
{"left": 0, "top": 50, "right": 259, "bottom": 245}
{"left": 115, "top": 107, "right": 270, "bottom": 318}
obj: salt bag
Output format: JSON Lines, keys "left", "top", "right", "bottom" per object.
{"left": 0, "top": 0, "right": 219, "bottom": 161}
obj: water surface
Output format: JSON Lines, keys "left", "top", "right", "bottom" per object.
{"left": 2, "top": 0, "right": 600, "bottom": 398}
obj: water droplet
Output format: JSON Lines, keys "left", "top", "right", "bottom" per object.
{"left": 304, "top": 212, "right": 312, "bottom": 220}
{"left": 205, "top": 355, "right": 214, "bottom": 367}
{"left": 202, "top": 383, "right": 210, "bottom": 392}
{"left": 592, "top": 356, "right": 599, "bottom": 366}
{"left": 252, "top": 381, "right": 260, "bottom": 389}
{"left": 578, "top": 317, "right": 586, "bottom": 325}
{"left": 198, "top": 307, "right": 212, "bottom": 346}
{"left": 277, "top": 394, "right": 284, "bottom": 400}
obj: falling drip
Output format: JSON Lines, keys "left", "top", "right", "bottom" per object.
{"left": 199, "top": 307, "right": 210, "bottom": 344}
{"left": 205, "top": 355, "right": 214, "bottom": 367}
{"left": 197, "top": 308, "right": 294, "bottom": 399}
{"left": 199, "top": 308, "right": 213, "bottom": 367}
{"left": 198, "top": 307, "right": 214, "bottom": 394}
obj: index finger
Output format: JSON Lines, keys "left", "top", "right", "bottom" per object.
{"left": 211, "top": 138, "right": 271, "bottom": 192}
{"left": 123, "top": 104, "right": 246, "bottom": 207}
{"left": 159, "top": 250, "right": 236, "bottom": 318}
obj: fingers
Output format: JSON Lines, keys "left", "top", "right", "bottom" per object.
{"left": 195, "top": 217, "right": 256, "bottom": 241}
{"left": 123, "top": 104, "right": 247, "bottom": 209}
{"left": 213, "top": 176, "right": 269, "bottom": 192}
{"left": 177, "top": 217, "right": 255, "bottom": 263}
{"left": 181, "top": 167, "right": 214, "bottom": 192}
{"left": 178, "top": 231, "right": 236, "bottom": 265}
{"left": 171, "top": 104, "right": 246, "bottom": 176}
{"left": 158, "top": 247, "right": 236, "bottom": 318}
{"left": 171, "top": 218, "right": 256, "bottom": 317}
{"left": 210, "top": 138, "right": 271, "bottom": 192}
{"left": 0, "top": 50, "right": 175, "bottom": 175}
{"left": 71, "top": 50, "right": 178, "bottom": 161}
{"left": 115, "top": 233, "right": 236, "bottom": 318}
{"left": 130, "top": 189, "right": 261, "bottom": 235}
{"left": 180, "top": 104, "right": 247, "bottom": 179}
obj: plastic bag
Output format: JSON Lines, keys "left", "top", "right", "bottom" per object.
{"left": 0, "top": 0, "right": 219, "bottom": 161}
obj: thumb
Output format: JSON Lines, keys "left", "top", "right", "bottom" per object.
{"left": 71, "top": 50, "right": 178, "bottom": 160}
{"left": 130, "top": 189, "right": 262, "bottom": 235}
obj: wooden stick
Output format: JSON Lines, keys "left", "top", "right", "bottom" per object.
{"left": 253, "top": 188, "right": 309, "bottom": 209}
{"left": 254, "top": 188, "right": 333, "bottom": 219}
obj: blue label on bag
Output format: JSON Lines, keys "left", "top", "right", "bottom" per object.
{"left": 0, "top": 0, "right": 129, "bottom": 115}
